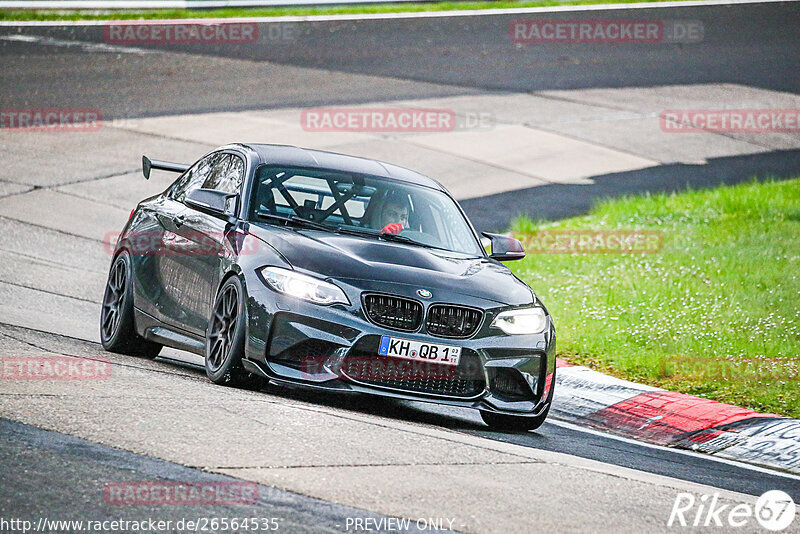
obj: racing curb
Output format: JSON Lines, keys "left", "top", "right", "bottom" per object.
{"left": 551, "top": 359, "right": 800, "bottom": 475}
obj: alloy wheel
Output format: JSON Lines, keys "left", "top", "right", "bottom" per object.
{"left": 101, "top": 258, "right": 126, "bottom": 341}
{"left": 207, "top": 284, "right": 239, "bottom": 372}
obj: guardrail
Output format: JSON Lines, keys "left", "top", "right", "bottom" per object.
{"left": 0, "top": 0, "right": 422, "bottom": 8}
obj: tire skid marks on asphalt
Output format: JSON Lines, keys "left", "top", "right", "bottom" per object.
{"left": 0, "top": 323, "right": 210, "bottom": 382}
{"left": 0, "top": 34, "right": 157, "bottom": 55}
{"left": 0, "top": 180, "right": 34, "bottom": 199}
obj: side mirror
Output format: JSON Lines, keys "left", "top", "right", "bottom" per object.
{"left": 482, "top": 232, "right": 525, "bottom": 261}
{"left": 185, "top": 188, "right": 238, "bottom": 223}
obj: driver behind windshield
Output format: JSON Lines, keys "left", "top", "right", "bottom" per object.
{"left": 375, "top": 191, "right": 410, "bottom": 234}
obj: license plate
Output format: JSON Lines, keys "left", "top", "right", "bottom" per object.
{"left": 378, "top": 336, "right": 461, "bottom": 366}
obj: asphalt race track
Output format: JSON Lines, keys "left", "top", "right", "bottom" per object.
{"left": 1, "top": 1, "right": 800, "bottom": 532}
{"left": 1, "top": 325, "right": 798, "bottom": 532}
{"left": 3, "top": 1, "right": 800, "bottom": 230}
{"left": 1, "top": 1, "right": 800, "bottom": 116}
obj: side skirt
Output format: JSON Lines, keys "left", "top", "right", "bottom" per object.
{"left": 134, "top": 308, "right": 206, "bottom": 356}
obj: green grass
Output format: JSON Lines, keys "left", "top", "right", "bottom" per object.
{"left": 508, "top": 179, "right": 800, "bottom": 418}
{"left": 0, "top": 0, "right": 698, "bottom": 21}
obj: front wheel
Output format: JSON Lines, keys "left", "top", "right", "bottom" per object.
{"left": 100, "top": 251, "right": 162, "bottom": 358}
{"left": 205, "top": 276, "right": 262, "bottom": 389}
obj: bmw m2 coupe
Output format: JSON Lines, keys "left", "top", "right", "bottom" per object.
{"left": 101, "top": 144, "right": 556, "bottom": 430}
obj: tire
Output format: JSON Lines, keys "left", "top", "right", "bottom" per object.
{"left": 100, "top": 251, "right": 162, "bottom": 358}
{"left": 480, "top": 368, "right": 556, "bottom": 432}
{"left": 205, "top": 276, "right": 262, "bottom": 389}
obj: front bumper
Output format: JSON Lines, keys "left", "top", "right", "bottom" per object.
{"left": 242, "top": 284, "right": 556, "bottom": 416}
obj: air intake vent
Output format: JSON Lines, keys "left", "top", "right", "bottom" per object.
{"left": 426, "top": 305, "right": 483, "bottom": 338}
{"left": 343, "top": 349, "right": 485, "bottom": 398}
{"left": 363, "top": 293, "right": 423, "bottom": 332}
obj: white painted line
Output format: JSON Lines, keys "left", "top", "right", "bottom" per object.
{"left": 547, "top": 418, "right": 800, "bottom": 482}
{"left": 0, "top": 0, "right": 795, "bottom": 25}
{"left": 0, "top": 33, "right": 157, "bottom": 53}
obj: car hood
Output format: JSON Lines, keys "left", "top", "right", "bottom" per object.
{"left": 248, "top": 224, "right": 534, "bottom": 306}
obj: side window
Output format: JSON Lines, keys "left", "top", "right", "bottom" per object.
{"left": 170, "top": 153, "right": 220, "bottom": 203}
{"left": 202, "top": 154, "right": 244, "bottom": 195}
{"left": 170, "top": 153, "right": 244, "bottom": 203}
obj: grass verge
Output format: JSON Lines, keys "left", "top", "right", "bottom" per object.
{"left": 509, "top": 178, "right": 800, "bottom": 418}
{"left": 1, "top": 0, "right": 698, "bottom": 21}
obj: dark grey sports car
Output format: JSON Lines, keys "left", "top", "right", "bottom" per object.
{"left": 101, "top": 144, "right": 556, "bottom": 431}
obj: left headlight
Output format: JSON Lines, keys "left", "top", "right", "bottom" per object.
{"left": 491, "top": 306, "right": 548, "bottom": 335}
{"left": 259, "top": 266, "right": 349, "bottom": 306}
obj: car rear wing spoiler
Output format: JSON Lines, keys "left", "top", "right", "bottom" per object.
{"left": 142, "top": 155, "right": 189, "bottom": 180}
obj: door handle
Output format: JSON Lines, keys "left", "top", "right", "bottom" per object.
{"left": 173, "top": 215, "right": 185, "bottom": 228}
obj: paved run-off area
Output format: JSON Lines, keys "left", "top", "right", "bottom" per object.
{"left": 2, "top": 3, "right": 800, "bottom": 531}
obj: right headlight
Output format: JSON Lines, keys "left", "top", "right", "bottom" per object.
{"left": 491, "top": 307, "right": 548, "bottom": 335}
{"left": 259, "top": 266, "right": 349, "bottom": 306}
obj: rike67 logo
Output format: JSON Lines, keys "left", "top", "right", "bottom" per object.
{"left": 669, "top": 490, "right": 796, "bottom": 531}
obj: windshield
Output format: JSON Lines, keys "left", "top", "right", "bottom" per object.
{"left": 248, "top": 165, "right": 484, "bottom": 256}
